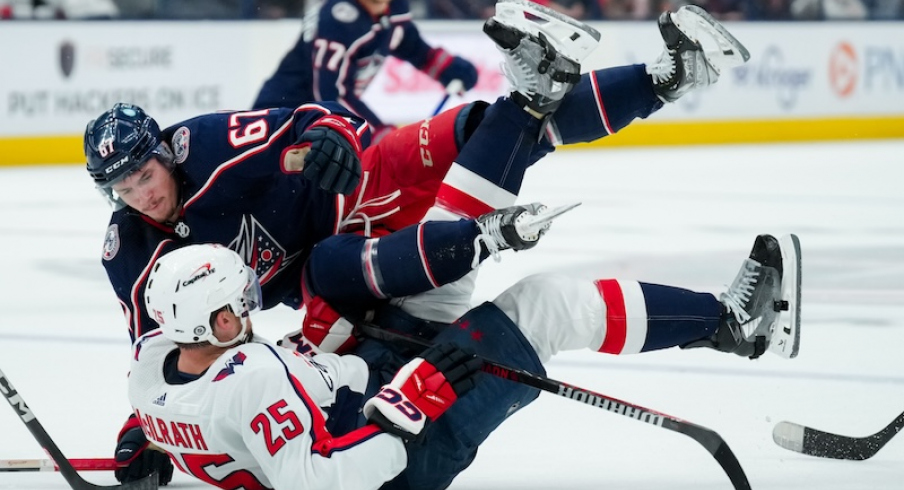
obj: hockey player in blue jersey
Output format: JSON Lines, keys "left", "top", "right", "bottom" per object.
{"left": 88, "top": 1, "right": 756, "bottom": 483}
{"left": 86, "top": 0, "right": 748, "bottom": 345}
{"left": 253, "top": 0, "right": 479, "bottom": 142}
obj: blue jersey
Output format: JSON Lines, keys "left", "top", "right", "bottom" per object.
{"left": 253, "top": 0, "right": 434, "bottom": 127}
{"left": 100, "top": 103, "right": 368, "bottom": 341}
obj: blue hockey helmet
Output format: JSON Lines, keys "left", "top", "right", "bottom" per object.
{"left": 84, "top": 103, "right": 174, "bottom": 209}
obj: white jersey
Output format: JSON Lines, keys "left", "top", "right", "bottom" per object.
{"left": 128, "top": 331, "right": 406, "bottom": 490}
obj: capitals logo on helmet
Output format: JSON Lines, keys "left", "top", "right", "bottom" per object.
{"left": 144, "top": 244, "right": 263, "bottom": 348}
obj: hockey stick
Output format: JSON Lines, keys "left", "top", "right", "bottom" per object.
{"left": 0, "top": 458, "right": 118, "bottom": 472}
{"left": 773, "top": 410, "right": 904, "bottom": 460}
{"left": 0, "top": 366, "right": 158, "bottom": 489}
{"left": 432, "top": 79, "right": 465, "bottom": 116}
{"left": 360, "top": 324, "right": 752, "bottom": 490}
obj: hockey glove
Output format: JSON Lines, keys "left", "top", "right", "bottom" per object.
{"left": 422, "top": 48, "right": 478, "bottom": 93}
{"left": 114, "top": 415, "right": 174, "bottom": 485}
{"left": 363, "top": 343, "right": 481, "bottom": 441}
{"left": 299, "top": 294, "right": 359, "bottom": 354}
{"left": 297, "top": 115, "right": 363, "bottom": 195}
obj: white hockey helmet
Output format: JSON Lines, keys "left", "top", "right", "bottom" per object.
{"left": 144, "top": 244, "right": 262, "bottom": 347}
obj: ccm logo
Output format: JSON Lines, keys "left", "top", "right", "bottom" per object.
{"left": 104, "top": 156, "right": 130, "bottom": 174}
{"left": 0, "top": 373, "right": 36, "bottom": 423}
{"left": 418, "top": 119, "right": 433, "bottom": 168}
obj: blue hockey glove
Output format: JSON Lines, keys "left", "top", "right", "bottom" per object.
{"left": 114, "top": 415, "right": 174, "bottom": 485}
{"left": 423, "top": 48, "right": 478, "bottom": 94}
{"left": 298, "top": 115, "right": 363, "bottom": 195}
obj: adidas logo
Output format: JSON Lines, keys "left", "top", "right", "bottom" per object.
{"left": 153, "top": 393, "right": 167, "bottom": 406}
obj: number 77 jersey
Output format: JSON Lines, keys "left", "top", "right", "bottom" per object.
{"left": 101, "top": 103, "right": 371, "bottom": 342}
{"left": 128, "top": 331, "right": 406, "bottom": 490}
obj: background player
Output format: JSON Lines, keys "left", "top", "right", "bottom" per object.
{"left": 253, "top": 0, "right": 479, "bottom": 142}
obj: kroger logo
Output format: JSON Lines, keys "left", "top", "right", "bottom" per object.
{"left": 734, "top": 46, "right": 812, "bottom": 111}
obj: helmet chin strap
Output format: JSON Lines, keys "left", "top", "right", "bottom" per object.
{"left": 208, "top": 314, "right": 251, "bottom": 348}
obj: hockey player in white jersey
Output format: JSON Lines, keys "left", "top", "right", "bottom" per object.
{"left": 129, "top": 243, "right": 481, "bottom": 490}
{"left": 129, "top": 220, "right": 799, "bottom": 490}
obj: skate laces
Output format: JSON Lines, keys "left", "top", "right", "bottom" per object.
{"left": 473, "top": 213, "right": 508, "bottom": 268}
{"left": 647, "top": 49, "right": 677, "bottom": 85}
{"left": 497, "top": 33, "right": 579, "bottom": 104}
{"left": 720, "top": 258, "right": 760, "bottom": 324}
{"left": 498, "top": 43, "right": 541, "bottom": 97}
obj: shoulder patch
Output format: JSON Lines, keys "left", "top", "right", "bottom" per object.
{"left": 172, "top": 126, "right": 191, "bottom": 164}
{"left": 331, "top": 2, "right": 359, "bottom": 23}
{"left": 102, "top": 224, "right": 120, "bottom": 261}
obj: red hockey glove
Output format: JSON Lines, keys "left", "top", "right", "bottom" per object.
{"left": 114, "top": 414, "right": 174, "bottom": 485}
{"left": 363, "top": 343, "right": 481, "bottom": 441}
{"left": 296, "top": 294, "right": 359, "bottom": 354}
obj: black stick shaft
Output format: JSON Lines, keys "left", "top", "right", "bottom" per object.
{"left": 0, "top": 367, "right": 157, "bottom": 490}
{"left": 361, "top": 324, "right": 752, "bottom": 490}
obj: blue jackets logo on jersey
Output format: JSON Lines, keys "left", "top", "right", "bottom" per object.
{"left": 229, "top": 215, "right": 299, "bottom": 286}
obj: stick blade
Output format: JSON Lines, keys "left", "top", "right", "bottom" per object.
{"left": 772, "top": 421, "right": 806, "bottom": 453}
{"left": 773, "top": 421, "right": 879, "bottom": 461}
{"left": 115, "top": 472, "right": 160, "bottom": 490}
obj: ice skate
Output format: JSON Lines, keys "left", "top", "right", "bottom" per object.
{"left": 484, "top": 0, "right": 601, "bottom": 115}
{"left": 684, "top": 234, "right": 801, "bottom": 359}
{"left": 475, "top": 202, "right": 580, "bottom": 263}
{"left": 769, "top": 234, "right": 801, "bottom": 358}
{"left": 648, "top": 5, "right": 750, "bottom": 102}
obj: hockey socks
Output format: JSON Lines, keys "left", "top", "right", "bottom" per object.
{"left": 594, "top": 280, "right": 722, "bottom": 354}
{"left": 546, "top": 64, "right": 664, "bottom": 146}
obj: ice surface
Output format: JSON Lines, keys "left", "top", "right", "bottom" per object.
{"left": 1, "top": 140, "right": 902, "bottom": 489}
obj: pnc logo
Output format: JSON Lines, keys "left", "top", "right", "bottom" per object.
{"left": 829, "top": 42, "right": 858, "bottom": 98}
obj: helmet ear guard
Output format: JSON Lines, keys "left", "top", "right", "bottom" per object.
{"left": 144, "top": 244, "right": 261, "bottom": 347}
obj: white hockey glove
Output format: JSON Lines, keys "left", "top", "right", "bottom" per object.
{"left": 363, "top": 344, "right": 481, "bottom": 441}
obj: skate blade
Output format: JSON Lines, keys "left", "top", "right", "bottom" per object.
{"left": 673, "top": 5, "right": 751, "bottom": 69}
{"left": 767, "top": 233, "right": 802, "bottom": 358}
{"left": 518, "top": 202, "right": 581, "bottom": 236}
{"left": 493, "top": 0, "right": 601, "bottom": 64}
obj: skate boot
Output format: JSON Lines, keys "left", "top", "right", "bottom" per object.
{"left": 483, "top": 0, "right": 600, "bottom": 115}
{"left": 474, "top": 202, "right": 580, "bottom": 265}
{"left": 683, "top": 234, "right": 801, "bottom": 359}
{"left": 648, "top": 5, "right": 750, "bottom": 102}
